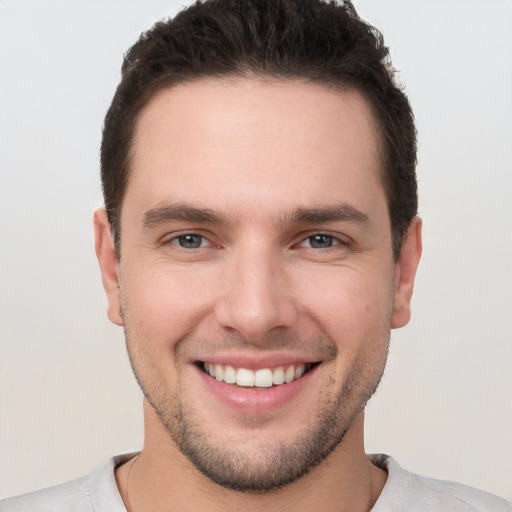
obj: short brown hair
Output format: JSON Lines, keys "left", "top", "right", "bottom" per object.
{"left": 101, "top": 0, "right": 417, "bottom": 259}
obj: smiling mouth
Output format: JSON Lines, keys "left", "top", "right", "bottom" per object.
{"left": 198, "top": 362, "right": 320, "bottom": 388}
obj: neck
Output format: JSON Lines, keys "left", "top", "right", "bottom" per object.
{"left": 116, "top": 408, "right": 387, "bottom": 512}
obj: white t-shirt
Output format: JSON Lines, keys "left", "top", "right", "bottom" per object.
{"left": 1, "top": 453, "right": 510, "bottom": 511}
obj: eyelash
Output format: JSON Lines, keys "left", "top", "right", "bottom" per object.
{"left": 297, "top": 233, "right": 346, "bottom": 249}
{"left": 164, "top": 232, "right": 349, "bottom": 251}
{"left": 166, "top": 233, "right": 213, "bottom": 250}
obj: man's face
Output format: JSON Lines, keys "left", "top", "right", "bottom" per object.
{"left": 96, "top": 78, "right": 420, "bottom": 491}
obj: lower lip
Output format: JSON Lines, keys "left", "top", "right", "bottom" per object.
{"left": 196, "top": 365, "right": 318, "bottom": 413}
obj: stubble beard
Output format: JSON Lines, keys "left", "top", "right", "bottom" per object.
{"left": 167, "top": 390, "right": 355, "bottom": 493}
{"left": 123, "top": 324, "right": 389, "bottom": 493}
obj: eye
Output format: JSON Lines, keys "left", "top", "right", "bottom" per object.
{"left": 302, "top": 234, "right": 339, "bottom": 249}
{"left": 173, "top": 234, "right": 208, "bottom": 249}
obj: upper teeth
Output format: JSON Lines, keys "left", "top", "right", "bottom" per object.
{"left": 203, "top": 362, "right": 308, "bottom": 387}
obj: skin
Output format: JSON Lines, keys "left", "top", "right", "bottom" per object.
{"left": 95, "top": 78, "right": 422, "bottom": 512}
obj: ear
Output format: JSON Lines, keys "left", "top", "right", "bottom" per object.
{"left": 391, "top": 216, "right": 422, "bottom": 329}
{"left": 94, "top": 208, "right": 123, "bottom": 326}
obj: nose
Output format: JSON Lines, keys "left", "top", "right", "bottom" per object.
{"left": 214, "top": 244, "right": 298, "bottom": 343}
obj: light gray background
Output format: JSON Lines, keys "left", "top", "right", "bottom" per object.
{"left": 1, "top": 0, "right": 511, "bottom": 501}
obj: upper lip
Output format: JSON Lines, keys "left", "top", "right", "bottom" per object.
{"left": 193, "top": 352, "right": 322, "bottom": 370}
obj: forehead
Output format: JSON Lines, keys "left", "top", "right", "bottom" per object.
{"left": 126, "top": 77, "right": 385, "bottom": 222}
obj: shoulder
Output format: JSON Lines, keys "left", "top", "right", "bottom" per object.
{"left": 370, "top": 454, "right": 512, "bottom": 512}
{"left": 0, "top": 454, "right": 134, "bottom": 512}
{"left": 405, "top": 473, "right": 512, "bottom": 511}
{"left": 0, "top": 474, "right": 92, "bottom": 512}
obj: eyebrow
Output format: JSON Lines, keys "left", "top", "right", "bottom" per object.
{"left": 143, "top": 203, "right": 228, "bottom": 228}
{"left": 142, "top": 202, "right": 369, "bottom": 228}
{"left": 285, "top": 204, "right": 369, "bottom": 225}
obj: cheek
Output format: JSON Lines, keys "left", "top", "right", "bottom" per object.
{"left": 294, "top": 264, "right": 394, "bottom": 345}
{"left": 304, "top": 270, "right": 393, "bottom": 393}
{"left": 120, "top": 262, "right": 218, "bottom": 346}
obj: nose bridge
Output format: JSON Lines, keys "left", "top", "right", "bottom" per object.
{"left": 215, "top": 238, "right": 297, "bottom": 341}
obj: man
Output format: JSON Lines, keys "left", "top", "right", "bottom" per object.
{"left": 1, "top": 0, "right": 510, "bottom": 510}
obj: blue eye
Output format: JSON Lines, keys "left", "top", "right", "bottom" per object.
{"left": 175, "top": 234, "right": 205, "bottom": 249}
{"left": 307, "top": 234, "right": 336, "bottom": 248}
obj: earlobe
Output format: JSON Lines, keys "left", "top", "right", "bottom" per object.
{"left": 391, "top": 216, "right": 422, "bottom": 329}
{"left": 94, "top": 208, "right": 123, "bottom": 326}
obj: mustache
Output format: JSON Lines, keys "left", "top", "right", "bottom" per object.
{"left": 174, "top": 330, "right": 338, "bottom": 361}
